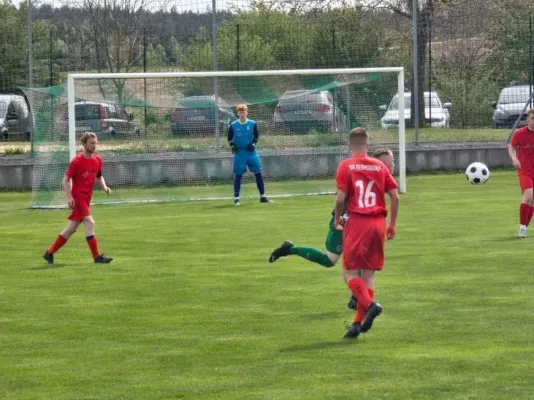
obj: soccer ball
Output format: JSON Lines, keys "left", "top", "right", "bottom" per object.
{"left": 465, "top": 162, "right": 490, "bottom": 184}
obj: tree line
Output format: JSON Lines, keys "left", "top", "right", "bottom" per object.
{"left": 1, "top": 0, "right": 533, "bottom": 127}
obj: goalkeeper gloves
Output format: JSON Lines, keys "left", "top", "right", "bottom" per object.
{"left": 247, "top": 143, "right": 256, "bottom": 151}
{"left": 230, "top": 142, "right": 238, "bottom": 153}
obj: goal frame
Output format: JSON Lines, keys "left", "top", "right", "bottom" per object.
{"left": 67, "top": 67, "right": 406, "bottom": 193}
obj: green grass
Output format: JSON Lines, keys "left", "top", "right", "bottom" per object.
{"left": 0, "top": 127, "right": 510, "bottom": 155}
{"left": 1, "top": 171, "right": 534, "bottom": 399}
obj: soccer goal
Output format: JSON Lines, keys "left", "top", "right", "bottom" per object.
{"left": 26, "top": 67, "right": 405, "bottom": 208}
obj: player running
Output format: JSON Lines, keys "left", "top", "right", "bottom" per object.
{"left": 335, "top": 128, "right": 399, "bottom": 339}
{"left": 268, "top": 148, "right": 396, "bottom": 310}
{"left": 43, "top": 132, "right": 113, "bottom": 265}
{"left": 508, "top": 108, "right": 534, "bottom": 238}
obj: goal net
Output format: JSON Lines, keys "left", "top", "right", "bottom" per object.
{"left": 25, "top": 68, "right": 405, "bottom": 208}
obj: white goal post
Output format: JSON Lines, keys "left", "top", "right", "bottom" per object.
{"left": 28, "top": 66, "right": 406, "bottom": 209}
{"left": 67, "top": 68, "right": 406, "bottom": 194}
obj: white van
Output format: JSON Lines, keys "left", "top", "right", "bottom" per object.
{"left": 380, "top": 92, "right": 451, "bottom": 129}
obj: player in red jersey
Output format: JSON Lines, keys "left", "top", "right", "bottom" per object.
{"left": 509, "top": 109, "right": 534, "bottom": 238}
{"left": 43, "top": 132, "right": 113, "bottom": 264}
{"left": 334, "top": 128, "right": 399, "bottom": 339}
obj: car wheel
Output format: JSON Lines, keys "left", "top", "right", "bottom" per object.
{"left": 2, "top": 131, "right": 8, "bottom": 141}
{"left": 110, "top": 130, "right": 116, "bottom": 139}
{"left": 134, "top": 129, "right": 140, "bottom": 137}
{"left": 25, "top": 131, "right": 31, "bottom": 141}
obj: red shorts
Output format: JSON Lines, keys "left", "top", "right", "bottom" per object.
{"left": 68, "top": 195, "right": 91, "bottom": 223}
{"left": 518, "top": 173, "right": 534, "bottom": 192}
{"left": 342, "top": 213, "right": 386, "bottom": 271}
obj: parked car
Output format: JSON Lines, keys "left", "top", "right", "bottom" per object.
{"left": 492, "top": 85, "right": 534, "bottom": 128}
{"left": 170, "top": 95, "right": 236, "bottom": 136}
{"left": 380, "top": 92, "right": 451, "bottom": 129}
{"left": 58, "top": 101, "right": 140, "bottom": 139}
{"left": 273, "top": 90, "right": 347, "bottom": 134}
{"left": 0, "top": 94, "right": 32, "bottom": 141}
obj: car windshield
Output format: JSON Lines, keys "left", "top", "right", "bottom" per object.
{"left": 0, "top": 102, "right": 6, "bottom": 116}
{"left": 389, "top": 96, "right": 441, "bottom": 110}
{"left": 499, "top": 89, "right": 534, "bottom": 104}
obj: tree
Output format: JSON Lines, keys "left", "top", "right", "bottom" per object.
{"left": 0, "top": 2, "right": 28, "bottom": 91}
{"left": 61, "top": 0, "right": 169, "bottom": 102}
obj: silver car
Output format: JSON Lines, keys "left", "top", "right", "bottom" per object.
{"left": 492, "top": 85, "right": 534, "bottom": 128}
{"left": 380, "top": 92, "right": 451, "bottom": 129}
{"left": 273, "top": 90, "right": 347, "bottom": 134}
{"left": 58, "top": 101, "right": 140, "bottom": 139}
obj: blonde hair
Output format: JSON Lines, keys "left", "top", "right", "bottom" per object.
{"left": 80, "top": 132, "right": 97, "bottom": 144}
{"left": 372, "top": 148, "right": 393, "bottom": 159}
{"left": 348, "top": 127, "right": 369, "bottom": 147}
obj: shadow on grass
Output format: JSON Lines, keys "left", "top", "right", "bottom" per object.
{"left": 280, "top": 339, "right": 357, "bottom": 352}
{"left": 28, "top": 264, "right": 66, "bottom": 270}
{"left": 481, "top": 235, "right": 524, "bottom": 242}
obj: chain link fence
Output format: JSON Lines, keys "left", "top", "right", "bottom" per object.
{"left": 0, "top": 0, "right": 533, "bottom": 149}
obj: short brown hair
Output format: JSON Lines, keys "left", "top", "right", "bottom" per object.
{"left": 236, "top": 104, "right": 248, "bottom": 112}
{"left": 348, "top": 127, "right": 369, "bottom": 147}
{"left": 80, "top": 132, "right": 97, "bottom": 144}
{"left": 528, "top": 108, "right": 534, "bottom": 118}
{"left": 372, "top": 148, "right": 393, "bottom": 159}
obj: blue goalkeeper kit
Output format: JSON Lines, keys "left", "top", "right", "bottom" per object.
{"left": 228, "top": 119, "right": 262, "bottom": 175}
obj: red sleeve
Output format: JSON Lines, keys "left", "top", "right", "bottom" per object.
{"left": 384, "top": 169, "right": 398, "bottom": 192}
{"left": 510, "top": 130, "right": 520, "bottom": 147}
{"left": 65, "top": 157, "right": 78, "bottom": 179}
{"left": 336, "top": 161, "right": 351, "bottom": 194}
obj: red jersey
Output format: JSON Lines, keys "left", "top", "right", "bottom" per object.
{"left": 510, "top": 126, "right": 534, "bottom": 176}
{"left": 65, "top": 153, "right": 103, "bottom": 198}
{"left": 336, "top": 154, "right": 398, "bottom": 216}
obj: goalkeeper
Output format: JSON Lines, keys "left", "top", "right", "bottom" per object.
{"left": 228, "top": 104, "right": 271, "bottom": 206}
{"left": 268, "top": 148, "right": 395, "bottom": 309}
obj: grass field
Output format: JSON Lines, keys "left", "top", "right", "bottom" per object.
{"left": 1, "top": 171, "right": 534, "bottom": 399}
{"left": 0, "top": 127, "right": 510, "bottom": 155}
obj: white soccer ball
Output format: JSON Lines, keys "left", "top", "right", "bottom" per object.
{"left": 465, "top": 162, "right": 490, "bottom": 184}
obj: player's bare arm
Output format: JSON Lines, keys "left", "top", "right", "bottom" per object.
{"left": 386, "top": 188, "right": 399, "bottom": 240}
{"left": 508, "top": 144, "right": 521, "bottom": 169}
{"left": 334, "top": 190, "right": 347, "bottom": 231}
{"left": 97, "top": 176, "right": 111, "bottom": 195}
{"left": 62, "top": 174, "right": 75, "bottom": 209}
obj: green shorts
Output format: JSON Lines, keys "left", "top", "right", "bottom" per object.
{"left": 325, "top": 226, "right": 343, "bottom": 255}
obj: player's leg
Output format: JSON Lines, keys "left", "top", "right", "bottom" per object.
{"left": 268, "top": 228, "right": 340, "bottom": 266}
{"left": 518, "top": 175, "right": 533, "bottom": 237}
{"left": 342, "top": 217, "right": 384, "bottom": 338}
{"left": 527, "top": 175, "right": 534, "bottom": 227}
{"left": 358, "top": 269, "right": 382, "bottom": 333}
{"left": 83, "top": 215, "right": 113, "bottom": 263}
{"left": 233, "top": 155, "right": 246, "bottom": 205}
{"left": 43, "top": 219, "right": 80, "bottom": 264}
{"left": 248, "top": 154, "right": 271, "bottom": 203}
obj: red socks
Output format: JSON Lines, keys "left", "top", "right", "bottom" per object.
{"left": 529, "top": 206, "right": 534, "bottom": 226}
{"left": 520, "top": 203, "right": 530, "bottom": 226}
{"left": 48, "top": 234, "right": 67, "bottom": 254}
{"left": 348, "top": 277, "right": 373, "bottom": 320}
{"left": 354, "top": 286, "right": 375, "bottom": 323}
{"left": 86, "top": 235, "right": 100, "bottom": 259}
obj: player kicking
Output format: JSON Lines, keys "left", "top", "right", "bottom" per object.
{"left": 508, "top": 108, "right": 534, "bottom": 238}
{"left": 228, "top": 104, "right": 271, "bottom": 205}
{"left": 43, "top": 132, "right": 113, "bottom": 265}
{"left": 269, "top": 148, "right": 396, "bottom": 310}
{"left": 335, "top": 128, "right": 399, "bottom": 339}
